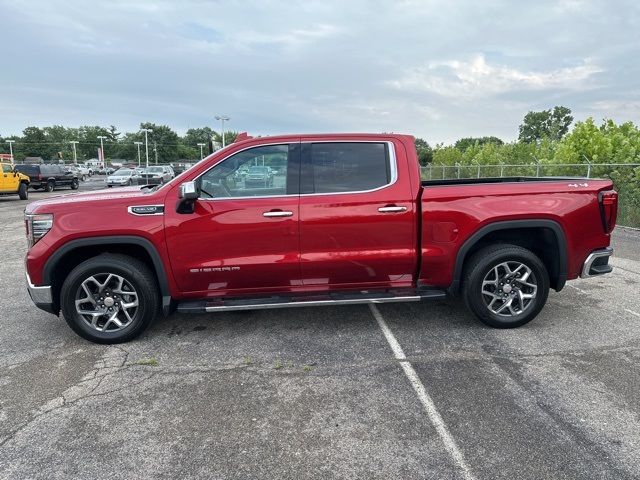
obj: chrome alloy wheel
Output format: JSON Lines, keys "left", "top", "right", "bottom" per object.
{"left": 75, "top": 274, "right": 139, "bottom": 332}
{"left": 481, "top": 261, "right": 538, "bottom": 317}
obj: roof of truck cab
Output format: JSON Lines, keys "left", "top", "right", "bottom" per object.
{"left": 232, "top": 132, "right": 415, "bottom": 147}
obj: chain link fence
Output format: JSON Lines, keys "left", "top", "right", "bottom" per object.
{"left": 420, "top": 163, "right": 640, "bottom": 228}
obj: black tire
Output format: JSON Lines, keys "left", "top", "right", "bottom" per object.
{"left": 81, "top": 175, "right": 87, "bottom": 181}
{"left": 70, "top": 178, "right": 79, "bottom": 190}
{"left": 45, "top": 180, "right": 55, "bottom": 192}
{"left": 60, "top": 254, "right": 160, "bottom": 344}
{"left": 18, "top": 182, "right": 28, "bottom": 200}
{"left": 462, "top": 244, "right": 549, "bottom": 328}
{"left": 127, "top": 179, "right": 132, "bottom": 186}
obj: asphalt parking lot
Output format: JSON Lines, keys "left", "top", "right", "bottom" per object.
{"left": 1, "top": 183, "right": 639, "bottom": 479}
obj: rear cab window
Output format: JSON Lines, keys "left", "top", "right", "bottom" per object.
{"left": 304, "top": 142, "right": 392, "bottom": 194}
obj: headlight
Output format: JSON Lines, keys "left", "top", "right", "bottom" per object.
{"left": 25, "top": 213, "right": 53, "bottom": 249}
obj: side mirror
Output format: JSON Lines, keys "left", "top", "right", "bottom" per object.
{"left": 177, "top": 181, "right": 199, "bottom": 214}
{"left": 179, "top": 181, "right": 198, "bottom": 200}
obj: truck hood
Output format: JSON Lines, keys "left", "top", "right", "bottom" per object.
{"left": 25, "top": 186, "right": 155, "bottom": 214}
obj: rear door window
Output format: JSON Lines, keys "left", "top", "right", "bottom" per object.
{"left": 307, "top": 142, "right": 391, "bottom": 194}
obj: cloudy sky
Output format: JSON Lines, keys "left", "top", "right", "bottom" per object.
{"left": 1, "top": 0, "right": 638, "bottom": 144}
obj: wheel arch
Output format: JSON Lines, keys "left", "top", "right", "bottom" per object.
{"left": 450, "top": 219, "right": 568, "bottom": 295}
{"left": 43, "top": 236, "right": 172, "bottom": 315}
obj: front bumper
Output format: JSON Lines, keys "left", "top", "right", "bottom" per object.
{"left": 26, "top": 272, "right": 56, "bottom": 315}
{"left": 581, "top": 247, "right": 613, "bottom": 278}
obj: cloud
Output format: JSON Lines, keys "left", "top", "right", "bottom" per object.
{"left": 0, "top": 0, "right": 638, "bottom": 144}
{"left": 388, "top": 55, "right": 603, "bottom": 99}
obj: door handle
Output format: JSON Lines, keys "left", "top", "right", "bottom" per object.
{"left": 263, "top": 210, "right": 293, "bottom": 218}
{"left": 378, "top": 205, "right": 407, "bottom": 213}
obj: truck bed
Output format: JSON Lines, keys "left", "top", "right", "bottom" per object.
{"left": 418, "top": 177, "right": 614, "bottom": 291}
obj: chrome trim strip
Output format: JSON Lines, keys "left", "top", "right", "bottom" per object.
{"left": 26, "top": 272, "right": 53, "bottom": 304}
{"left": 196, "top": 140, "right": 398, "bottom": 201}
{"left": 204, "top": 294, "right": 421, "bottom": 312}
{"left": 127, "top": 205, "right": 165, "bottom": 216}
{"left": 581, "top": 247, "right": 613, "bottom": 278}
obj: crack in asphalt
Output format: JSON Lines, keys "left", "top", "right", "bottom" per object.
{"left": 0, "top": 346, "right": 258, "bottom": 448}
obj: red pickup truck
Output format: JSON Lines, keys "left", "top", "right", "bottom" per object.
{"left": 24, "top": 133, "right": 618, "bottom": 343}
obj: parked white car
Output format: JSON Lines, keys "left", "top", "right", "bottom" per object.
{"left": 106, "top": 168, "right": 140, "bottom": 187}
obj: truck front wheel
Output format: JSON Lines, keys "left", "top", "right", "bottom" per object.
{"left": 462, "top": 244, "right": 549, "bottom": 328}
{"left": 60, "top": 254, "right": 159, "bottom": 343}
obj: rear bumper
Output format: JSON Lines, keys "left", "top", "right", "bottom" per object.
{"left": 26, "top": 272, "right": 56, "bottom": 315}
{"left": 581, "top": 247, "right": 613, "bottom": 278}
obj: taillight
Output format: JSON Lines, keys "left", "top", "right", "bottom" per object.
{"left": 599, "top": 190, "right": 618, "bottom": 234}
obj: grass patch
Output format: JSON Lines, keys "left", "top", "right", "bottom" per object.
{"left": 134, "top": 357, "right": 158, "bottom": 367}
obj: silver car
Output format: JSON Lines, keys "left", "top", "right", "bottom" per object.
{"left": 106, "top": 168, "right": 139, "bottom": 187}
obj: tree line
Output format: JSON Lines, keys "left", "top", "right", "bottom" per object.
{"left": 0, "top": 123, "right": 238, "bottom": 163}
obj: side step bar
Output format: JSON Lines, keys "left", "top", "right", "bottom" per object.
{"left": 177, "top": 289, "right": 446, "bottom": 314}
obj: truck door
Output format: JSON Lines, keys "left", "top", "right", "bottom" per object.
{"left": 164, "top": 142, "right": 302, "bottom": 295}
{"left": 299, "top": 141, "right": 416, "bottom": 289}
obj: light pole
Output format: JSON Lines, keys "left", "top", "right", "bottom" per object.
{"left": 215, "top": 115, "right": 230, "bottom": 148}
{"left": 197, "top": 143, "right": 206, "bottom": 160}
{"left": 97, "top": 135, "right": 107, "bottom": 166}
{"left": 70, "top": 141, "right": 79, "bottom": 163}
{"left": 6, "top": 140, "right": 15, "bottom": 163}
{"left": 141, "top": 129, "right": 153, "bottom": 170}
{"left": 134, "top": 141, "right": 143, "bottom": 167}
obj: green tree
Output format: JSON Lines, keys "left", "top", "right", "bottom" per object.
{"left": 212, "top": 130, "right": 238, "bottom": 147}
{"left": 414, "top": 138, "right": 433, "bottom": 165}
{"left": 140, "top": 122, "right": 180, "bottom": 164}
{"left": 76, "top": 126, "right": 112, "bottom": 161}
{"left": 20, "top": 127, "right": 50, "bottom": 160}
{"left": 518, "top": 106, "right": 573, "bottom": 143}
{"left": 181, "top": 127, "right": 215, "bottom": 159}
{"left": 454, "top": 136, "right": 503, "bottom": 152}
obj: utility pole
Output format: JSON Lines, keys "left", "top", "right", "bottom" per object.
{"left": 70, "top": 141, "right": 79, "bottom": 163}
{"left": 197, "top": 143, "right": 205, "bottom": 160}
{"left": 6, "top": 140, "right": 15, "bottom": 163}
{"left": 97, "top": 135, "right": 107, "bottom": 166}
{"left": 154, "top": 141, "right": 158, "bottom": 165}
{"left": 141, "top": 128, "right": 153, "bottom": 170}
{"left": 134, "top": 142, "right": 143, "bottom": 167}
{"left": 215, "top": 115, "right": 230, "bottom": 148}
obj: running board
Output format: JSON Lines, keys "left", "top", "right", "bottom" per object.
{"left": 177, "top": 289, "right": 446, "bottom": 314}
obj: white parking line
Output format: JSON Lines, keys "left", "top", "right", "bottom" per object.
{"left": 369, "top": 304, "right": 476, "bottom": 480}
{"left": 624, "top": 308, "right": 640, "bottom": 318}
{"left": 567, "top": 284, "right": 588, "bottom": 294}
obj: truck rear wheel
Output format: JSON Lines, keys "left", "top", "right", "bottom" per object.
{"left": 18, "top": 182, "right": 28, "bottom": 200}
{"left": 60, "top": 254, "right": 159, "bottom": 343}
{"left": 462, "top": 244, "right": 549, "bottom": 328}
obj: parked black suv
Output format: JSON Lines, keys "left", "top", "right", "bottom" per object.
{"left": 14, "top": 164, "right": 79, "bottom": 192}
